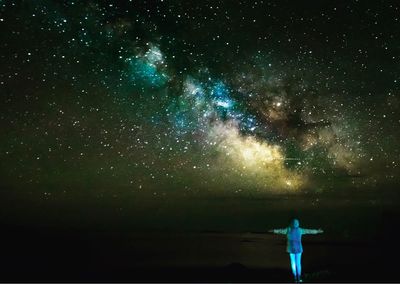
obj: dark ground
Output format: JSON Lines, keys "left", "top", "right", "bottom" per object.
{"left": 0, "top": 225, "right": 398, "bottom": 282}
{"left": 1, "top": 189, "right": 400, "bottom": 282}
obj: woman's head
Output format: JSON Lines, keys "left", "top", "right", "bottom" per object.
{"left": 290, "top": 219, "right": 300, "bottom": 228}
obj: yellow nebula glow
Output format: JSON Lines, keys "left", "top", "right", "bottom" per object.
{"left": 238, "top": 136, "right": 281, "bottom": 166}
{"left": 208, "top": 121, "right": 306, "bottom": 191}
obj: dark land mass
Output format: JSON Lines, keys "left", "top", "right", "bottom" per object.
{"left": 0, "top": 225, "right": 398, "bottom": 282}
{"left": 1, "top": 189, "right": 400, "bottom": 282}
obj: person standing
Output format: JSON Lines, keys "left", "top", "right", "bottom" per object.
{"left": 269, "top": 219, "right": 323, "bottom": 282}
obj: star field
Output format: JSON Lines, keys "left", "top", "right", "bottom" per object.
{"left": 0, "top": 0, "right": 399, "bottom": 197}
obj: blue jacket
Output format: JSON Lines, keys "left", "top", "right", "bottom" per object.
{"left": 273, "top": 227, "right": 320, "bottom": 253}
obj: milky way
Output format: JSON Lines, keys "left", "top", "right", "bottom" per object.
{"left": 0, "top": 0, "right": 399, "bottom": 196}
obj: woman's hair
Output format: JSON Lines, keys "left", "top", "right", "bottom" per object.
{"left": 290, "top": 218, "right": 300, "bottom": 228}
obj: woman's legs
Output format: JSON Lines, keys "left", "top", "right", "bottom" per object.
{"left": 295, "top": 253, "right": 302, "bottom": 281}
{"left": 289, "top": 253, "right": 302, "bottom": 282}
{"left": 289, "top": 253, "right": 297, "bottom": 280}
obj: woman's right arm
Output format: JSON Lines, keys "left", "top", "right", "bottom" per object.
{"left": 268, "top": 228, "right": 287, "bottom": 234}
{"left": 301, "top": 228, "right": 323, "bottom": 234}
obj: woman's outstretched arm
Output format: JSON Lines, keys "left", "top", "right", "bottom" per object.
{"left": 301, "top": 228, "right": 323, "bottom": 235}
{"left": 268, "top": 228, "right": 288, "bottom": 234}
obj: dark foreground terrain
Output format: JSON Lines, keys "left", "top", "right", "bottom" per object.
{"left": 0, "top": 225, "right": 398, "bottom": 282}
{"left": 1, "top": 189, "right": 400, "bottom": 282}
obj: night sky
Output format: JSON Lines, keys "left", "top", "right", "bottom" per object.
{"left": 1, "top": 0, "right": 399, "bottom": 203}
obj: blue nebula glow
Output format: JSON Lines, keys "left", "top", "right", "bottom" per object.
{"left": 127, "top": 57, "right": 168, "bottom": 88}
{"left": 211, "top": 81, "right": 235, "bottom": 109}
{"left": 174, "top": 112, "right": 192, "bottom": 135}
{"left": 239, "top": 115, "right": 259, "bottom": 132}
{"left": 168, "top": 96, "right": 200, "bottom": 136}
{"left": 170, "top": 76, "right": 263, "bottom": 138}
{"left": 145, "top": 45, "right": 164, "bottom": 65}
